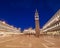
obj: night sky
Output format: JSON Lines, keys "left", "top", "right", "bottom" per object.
{"left": 0, "top": 0, "right": 60, "bottom": 30}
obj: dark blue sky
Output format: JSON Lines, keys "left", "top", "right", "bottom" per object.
{"left": 0, "top": 0, "right": 60, "bottom": 30}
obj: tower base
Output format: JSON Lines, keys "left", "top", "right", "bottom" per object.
{"left": 35, "top": 33, "right": 40, "bottom": 38}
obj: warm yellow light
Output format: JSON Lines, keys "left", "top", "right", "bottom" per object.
{"left": 2, "top": 21, "right": 6, "bottom": 24}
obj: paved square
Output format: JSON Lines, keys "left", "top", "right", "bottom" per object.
{"left": 0, "top": 35, "right": 60, "bottom": 48}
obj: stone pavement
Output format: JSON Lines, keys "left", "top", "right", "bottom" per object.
{"left": 0, "top": 35, "right": 60, "bottom": 48}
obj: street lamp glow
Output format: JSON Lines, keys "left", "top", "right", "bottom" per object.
{"left": 2, "top": 21, "right": 6, "bottom": 24}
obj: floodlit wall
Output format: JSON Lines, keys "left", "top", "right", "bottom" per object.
{"left": 0, "top": 21, "right": 21, "bottom": 36}
{"left": 23, "top": 28, "right": 36, "bottom": 34}
{"left": 42, "top": 9, "right": 60, "bottom": 35}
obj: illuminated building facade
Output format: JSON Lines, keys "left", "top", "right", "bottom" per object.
{"left": 0, "top": 21, "right": 21, "bottom": 36}
{"left": 23, "top": 28, "right": 35, "bottom": 35}
{"left": 42, "top": 9, "right": 60, "bottom": 35}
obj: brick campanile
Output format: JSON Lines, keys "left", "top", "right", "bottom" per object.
{"left": 35, "top": 9, "right": 40, "bottom": 37}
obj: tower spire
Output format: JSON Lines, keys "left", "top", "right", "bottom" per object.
{"left": 36, "top": 9, "right": 38, "bottom": 13}
{"left": 35, "top": 9, "right": 39, "bottom": 16}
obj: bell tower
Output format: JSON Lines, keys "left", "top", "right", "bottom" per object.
{"left": 35, "top": 9, "right": 40, "bottom": 37}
